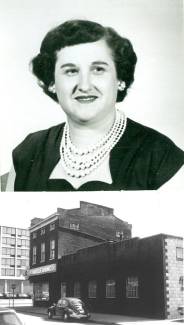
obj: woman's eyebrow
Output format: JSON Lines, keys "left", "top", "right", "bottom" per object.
{"left": 60, "top": 61, "right": 109, "bottom": 69}
{"left": 92, "top": 61, "right": 109, "bottom": 66}
{"left": 60, "top": 63, "right": 76, "bottom": 69}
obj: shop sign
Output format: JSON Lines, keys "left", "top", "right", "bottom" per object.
{"left": 29, "top": 263, "right": 56, "bottom": 276}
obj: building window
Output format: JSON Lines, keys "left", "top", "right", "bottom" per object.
{"left": 20, "top": 249, "right": 29, "bottom": 257}
{"left": 17, "top": 259, "right": 29, "bottom": 267}
{"left": 41, "top": 228, "right": 45, "bottom": 235}
{"left": 116, "top": 231, "right": 124, "bottom": 239}
{"left": 179, "top": 276, "right": 184, "bottom": 291}
{"left": 106, "top": 280, "right": 116, "bottom": 298}
{"left": 34, "top": 283, "right": 49, "bottom": 301}
{"left": 17, "top": 269, "right": 25, "bottom": 277}
{"left": 17, "top": 239, "right": 21, "bottom": 246}
{"left": 33, "top": 246, "right": 37, "bottom": 264}
{"left": 2, "top": 237, "right": 15, "bottom": 246}
{"left": 1, "top": 268, "right": 15, "bottom": 276}
{"left": 41, "top": 243, "right": 45, "bottom": 262}
{"left": 50, "top": 223, "right": 55, "bottom": 231}
{"left": 176, "top": 247, "right": 183, "bottom": 260}
{"left": 17, "top": 239, "right": 29, "bottom": 247}
{"left": 2, "top": 227, "right": 16, "bottom": 235}
{"left": 1, "top": 258, "right": 15, "bottom": 266}
{"left": 17, "top": 229, "right": 29, "bottom": 237}
{"left": 50, "top": 240, "right": 55, "bottom": 259}
{"left": 74, "top": 282, "right": 80, "bottom": 298}
{"left": 17, "top": 249, "right": 21, "bottom": 257}
{"left": 69, "top": 223, "right": 80, "bottom": 230}
{"left": 2, "top": 247, "right": 15, "bottom": 256}
{"left": 33, "top": 232, "right": 37, "bottom": 239}
{"left": 88, "top": 281, "right": 97, "bottom": 298}
{"left": 126, "top": 277, "right": 139, "bottom": 298}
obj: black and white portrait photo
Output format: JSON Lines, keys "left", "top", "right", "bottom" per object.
{"left": 0, "top": 0, "right": 183, "bottom": 191}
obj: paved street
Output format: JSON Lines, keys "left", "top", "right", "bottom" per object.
{"left": 0, "top": 301, "right": 182, "bottom": 324}
{"left": 15, "top": 307, "right": 183, "bottom": 325}
{"left": 18, "top": 313, "right": 71, "bottom": 325}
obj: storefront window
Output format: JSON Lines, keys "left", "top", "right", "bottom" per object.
{"left": 33, "top": 283, "right": 49, "bottom": 301}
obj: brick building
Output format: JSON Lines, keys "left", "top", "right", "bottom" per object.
{"left": 28, "top": 202, "right": 183, "bottom": 320}
{"left": 0, "top": 225, "right": 32, "bottom": 296}
{"left": 59, "top": 234, "right": 183, "bottom": 320}
{"left": 29, "top": 201, "right": 131, "bottom": 305}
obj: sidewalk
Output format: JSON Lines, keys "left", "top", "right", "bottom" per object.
{"left": 14, "top": 306, "right": 178, "bottom": 324}
{"left": 15, "top": 306, "right": 47, "bottom": 316}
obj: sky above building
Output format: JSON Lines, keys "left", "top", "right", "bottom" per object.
{"left": 0, "top": 191, "right": 183, "bottom": 239}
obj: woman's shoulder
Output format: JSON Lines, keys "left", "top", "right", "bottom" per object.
{"left": 126, "top": 118, "right": 184, "bottom": 152}
{"left": 12, "top": 123, "right": 65, "bottom": 165}
{"left": 23, "top": 123, "right": 65, "bottom": 142}
{"left": 13, "top": 123, "right": 65, "bottom": 152}
{"left": 122, "top": 118, "right": 184, "bottom": 189}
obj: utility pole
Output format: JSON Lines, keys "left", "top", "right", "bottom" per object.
{"left": 11, "top": 284, "right": 16, "bottom": 308}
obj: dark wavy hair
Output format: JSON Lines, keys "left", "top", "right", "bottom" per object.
{"left": 31, "top": 19, "right": 137, "bottom": 102}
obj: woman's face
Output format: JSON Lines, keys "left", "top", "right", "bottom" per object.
{"left": 54, "top": 39, "right": 119, "bottom": 125}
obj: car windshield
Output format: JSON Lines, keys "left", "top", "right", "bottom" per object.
{"left": 0, "top": 312, "right": 22, "bottom": 325}
{"left": 69, "top": 299, "right": 84, "bottom": 307}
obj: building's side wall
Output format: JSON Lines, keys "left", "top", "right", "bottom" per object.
{"left": 60, "top": 235, "right": 166, "bottom": 319}
{"left": 58, "top": 202, "right": 132, "bottom": 240}
{"left": 58, "top": 231, "right": 102, "bottom": 257}
{"left": 164, "top": 237, "right": 183, "bottom": 319}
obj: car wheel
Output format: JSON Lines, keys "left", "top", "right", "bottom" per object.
{"left": 48, "top": 311, "right": 53, "bottom": 319}
{"left": 63, "top": 313, "right": 69, "bottom": 321}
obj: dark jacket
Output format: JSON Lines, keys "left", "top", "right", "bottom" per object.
{"left": 13, "top": 119, "right": 184, "bottom": 191}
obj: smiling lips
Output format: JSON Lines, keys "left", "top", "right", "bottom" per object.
{"left": 75, "top": 95, "right": 98, "bottom": 103}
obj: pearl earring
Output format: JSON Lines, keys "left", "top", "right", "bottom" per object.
{"left": 118, "top": 81, "right": 126, "bottom": 91}
{"left": 48, "top": 84, "right": 56, "bottom": 94}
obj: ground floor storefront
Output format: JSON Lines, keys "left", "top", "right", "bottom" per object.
{"left": 29, "top": 263, "right": 59, "bottom": 307}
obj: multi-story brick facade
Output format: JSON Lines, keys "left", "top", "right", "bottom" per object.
{"left": 29, "top": 201, "right": 131, "bottom": 306}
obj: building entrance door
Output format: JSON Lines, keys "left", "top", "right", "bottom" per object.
{"left": 61, "top": 282, "right": 66, "bottom": 298}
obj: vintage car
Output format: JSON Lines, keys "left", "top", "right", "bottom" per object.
{"left": 0, "top": 308, "right": 24, "bottom": 325}
{"left": 48, "top": 297, "right": 91, "bottom": 321}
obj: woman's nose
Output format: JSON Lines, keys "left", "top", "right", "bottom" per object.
{"left": 78, "top": 71, "right": 92, "bottom": 92}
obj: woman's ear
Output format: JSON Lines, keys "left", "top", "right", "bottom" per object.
{"left": 118, "top": 80, "right": 126, "bottom": 91}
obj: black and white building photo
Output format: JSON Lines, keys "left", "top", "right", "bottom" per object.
{"left": 28, "top": 201, "right": 183, "bottom": 320}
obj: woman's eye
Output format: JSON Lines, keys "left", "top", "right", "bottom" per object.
{"left": 92, "top": 66, "right": 106, "bottom": 74}
{"left": 64, "top": 68, "right": 78, "bottom": 76}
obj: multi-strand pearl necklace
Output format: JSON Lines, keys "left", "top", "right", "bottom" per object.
{"left": 60, "top": 110, "right": 127, "bottom": 178}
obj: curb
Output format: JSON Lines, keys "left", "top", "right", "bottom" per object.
{"left": 15, "top": 307, "right": 47, "bottom": 316}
